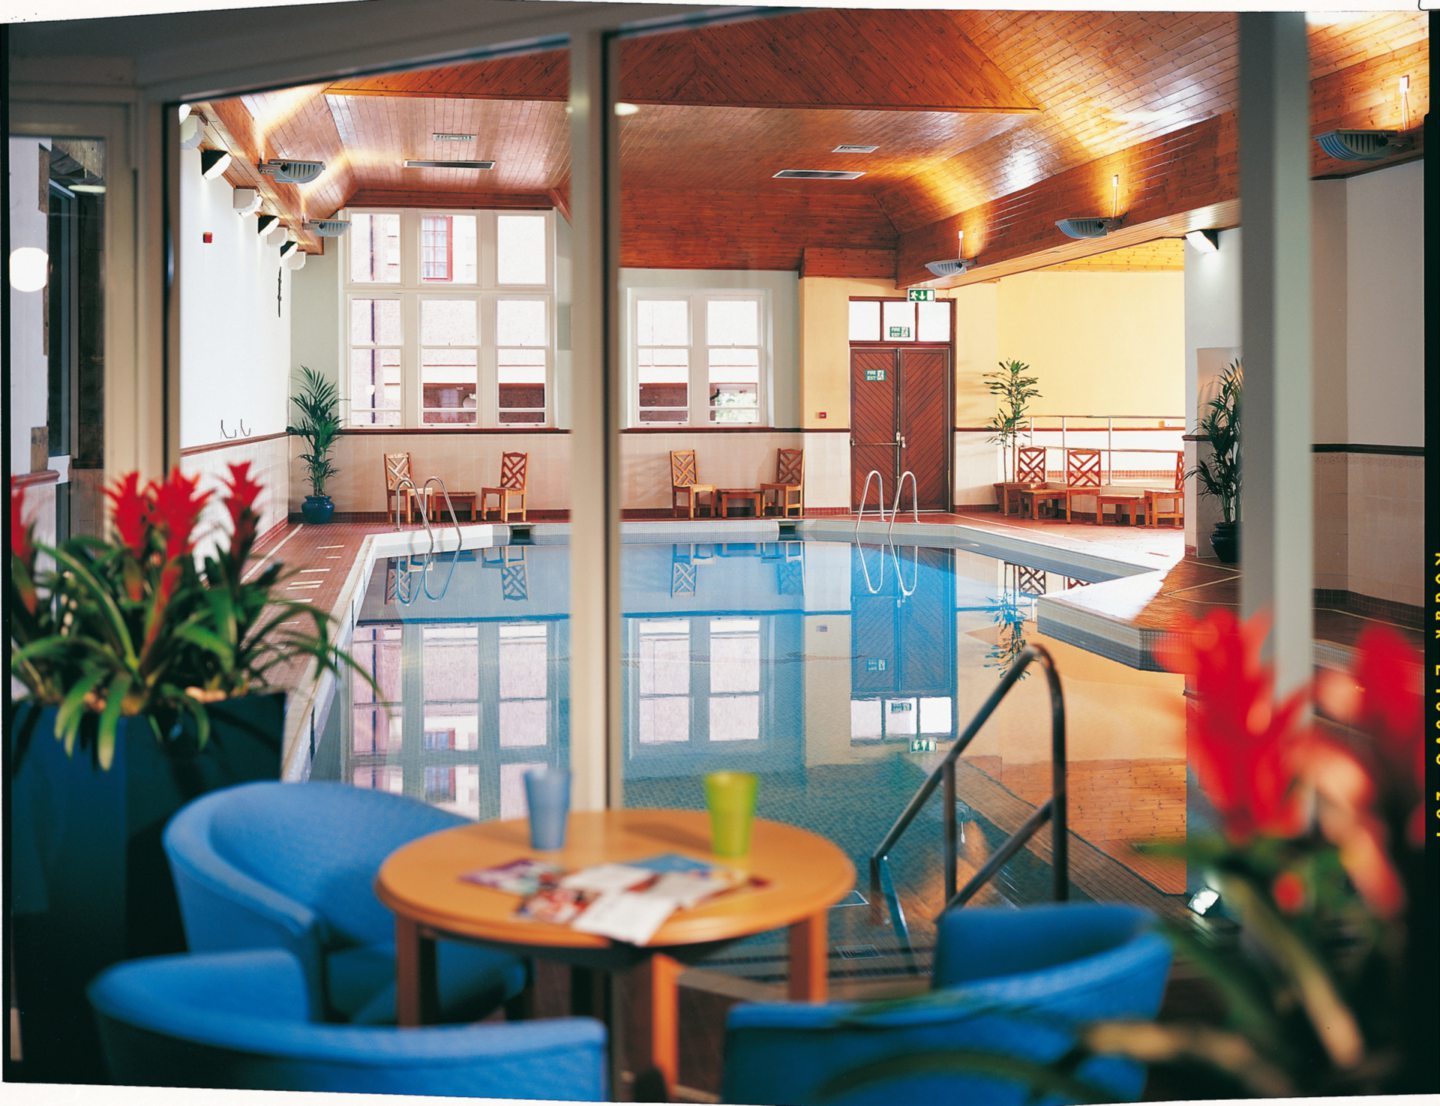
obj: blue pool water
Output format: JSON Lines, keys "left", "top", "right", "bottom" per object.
{"left": 312, "top": 536, "right": 1185, "bottom": 981}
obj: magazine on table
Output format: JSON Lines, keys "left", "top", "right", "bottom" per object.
{"left": 460, "top": 852, "right": 766, "bottom": 944}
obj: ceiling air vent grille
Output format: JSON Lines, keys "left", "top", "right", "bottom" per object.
{"left": 404, "top": 159, "right": 496, "bottom": 170}
{"left": 258, "top": 159, "right": 325, "bottom": 184}
{"left": 774, "top": 169, "right": 865, "bottom": 180}
{"left": 832, "top": 144, "right": 879, "bottom": 154}
{"left": 304, "top": 219, "right": 351, "bottom": 238}
{"left": 432, "top": 132, "right": 476, "bottom": 142}
{"left": 1313, "top": 129, "right": 1410, "bottom": 162}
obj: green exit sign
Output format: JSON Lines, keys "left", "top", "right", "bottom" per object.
{"left": 864, "top": 368, "right": 886, "bottom": 382}
{"left": 887, "top": 326, "right": 911, "bottom": 338}
{"left": 907, "top": 288, "right": 935, "bottom": 302}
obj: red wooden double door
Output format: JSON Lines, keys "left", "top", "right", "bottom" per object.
{"left": 850, "top": 347, "right": 951, "bottom": 511}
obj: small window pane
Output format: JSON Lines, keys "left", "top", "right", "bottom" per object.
{"left": 500, "top": 762, "right": 545, "bottom": 819}
{"left": 353, "top": 765, "right": 403, "bottom": 793}
{"left": 917, "top": 300, "right": 951, "bottom": 342}
{"left": 639, "top": 697, "right": 690, "bottom": 744}
{"left": 707, "top": 299, "right": 759, "bottom": 346}
{"left": 497, "top": 299, "right": 547, "bottom": 346}
{"left": 637, "top": 300, "right": 688, "bottom": 346}
{"left": 421, "top": 214, "right": 477, "bottom": 283}
{"left": 350, "top": 298, "right": 401, "bottom": 345}
{"left": 421, "top": 348, "right": 478, "bottom": 424}
{"left": 710, "top": 696, "right": 760, "bottom": 742}
{"left": 350, "top": 349, "right": 401, "bottom": 426}
{"left": 884, "top": 697, "right": 919, "bottom": 737}
{"left": 350, "top": 213, "right": 401, "bottom": 283}
{"left": 919, "top": 696, "right": 953, "bottom": 734}
{"left": 421, "top": 299, "right": 478, "bottom": 346}
{"left": 499, "top": 625, "right": 548, "bottom": 697}
{"left": 851, "top": 699, "right": 882, "bottom": 740}
{"left": 848, "top": 300, "right": 880, "bottom": 342}
{"left": 499, "top": 700, "right": 548, "bottom": 747}
{"left": 882, "top": 300, "right": 916, "bottom": 341}
{"left": 496, "top": 214, "right": 547, "bottom": 284}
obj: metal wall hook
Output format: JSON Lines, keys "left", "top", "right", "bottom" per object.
{"left": 238, "top": 419, "right": 251, "bottom": 437}
{"left": 220, "top": 419, "right": 238, "bottom": 440}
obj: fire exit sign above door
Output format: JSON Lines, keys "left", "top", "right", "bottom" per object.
{"left": 864, "top": 368, "right": 886, "bottom": 381}
{"left": 906, "top": 288, "right": 935, "bottom": 301}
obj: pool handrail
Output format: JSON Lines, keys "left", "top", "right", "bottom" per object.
{"left": 870, "top": 643, "right": 1068, "bottom": 917}
{"left": 390, "top": 475, "right": 437, "bottom": 556}
{"left": 421, "top": 475, "right": 464, "bottom": 548}
{"left": 887, "top": 470, "right": 919, "bottom": 536}
{"left": 855, "top": 470, "right": 888, "bottom": 534}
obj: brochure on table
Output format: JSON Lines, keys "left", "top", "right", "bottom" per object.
{"left": 461, "top": 853, "right": 761, "bottom": 945}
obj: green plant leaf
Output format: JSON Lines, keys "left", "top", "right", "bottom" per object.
{"left": 45, "top": 546, "right": 140, "bottom": 667}
{"left": 55, "top": 669, "right": 110, "bottom": 753}
{"left": 96, "top": 673, "right": 131, "bottom": 771}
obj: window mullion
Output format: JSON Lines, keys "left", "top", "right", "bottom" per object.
{"left": 480, "top": 294, "right": 500, "bottom": 427}
{"left": 690, "top": 295, "right": 705, "bottom": 426}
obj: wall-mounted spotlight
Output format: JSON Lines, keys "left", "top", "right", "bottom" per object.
{"left": 179, "top": 114, "right": 203, "bottom": 151}
{"left": 925, "top": 228, "right": 978, "bottom": 277}
{"left": 256, "top": 213, "right": 282, "bottom": 238}
{"left": 9, "top": 246, "right": 49, "bottom": 293}
{"left": 1185, "top": 229, "right": 1220, "bottom": 254}
{"left": 200, "top": 149, "right": 233, "bottom": 180}
{"left": 177, "top": 103, "right": 192, "bottom": 123}
{"left": 1057, "top": 173, "right": 1125, "bottom": 239}
{"left": 279, "top": 239, "right": 299, "bottom": 259}
{"left": 232, "top": 187, "right": 261, "bottom": 216}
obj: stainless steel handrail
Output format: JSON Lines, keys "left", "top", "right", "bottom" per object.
{"left": 887, "top": 470, "right": 919, "bottom": 536}
{"left": 890, "top": 540, "right": 918, "bottom": 599}
{"left": 856, "top": 537, "right": 885, "bottom": 595}
{"left": 391, "top": 475, "right": 437, "bottom": 556}
{"left": 422, "top": 475, "right": 463, "bottom": 547}
{"left": 870, "top": 643, "right": 1068, "bottom": 916}
{"left": 855, "top": 469, "right": 887, "bottom": 534}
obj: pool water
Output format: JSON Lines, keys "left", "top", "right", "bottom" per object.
{"left": 311, "top": 536, "right": 1190, "bottom": 983}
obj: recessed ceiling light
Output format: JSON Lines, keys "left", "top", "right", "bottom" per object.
{"left": 432, "top": 132, "right": 475, "bottom": 142}
{"left": 614, "top": 102, "right": 640, "bottom": 117}
{"left": 403, "top": 159, "right": 496, "bottom": 170}
{"left": 774, "top": 169, "right": 865, "bottom": 180}
{"left": 69, "top": 183, "right": 106, "bottom": 194}
{"left": 833, "top": 144, "right": 878, "bottom": 154}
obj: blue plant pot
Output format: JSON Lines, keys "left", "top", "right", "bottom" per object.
{"left": 301, "top": 494, "right": 335, "bottom": 524}
{"left": 8, "top": 693, "right": 284, "bottom": 1082}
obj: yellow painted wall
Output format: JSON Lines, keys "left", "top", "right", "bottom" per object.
{"left": 800, "top": 268, "right": 1183, "bottom": 431}
{"left": 989, "top": 270, "right": 1185, "bottom": 419}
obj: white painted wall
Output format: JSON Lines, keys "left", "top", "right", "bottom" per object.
{"left": 619, "top": 268, "right": 801, "bottom": 428}
{"left": 8, "top": 138, "right": 49, "bottom": 476}
{"left": 1345, "top": 160, "right": 1424, "bottom": 448}
{"left": 1182, "top": 227, "right": 1243, "bottom": 554}
{"left": 178, "top": 145, "right": 292, "bottom": 449}
{"left": 290, "top": 241, "right": 341, "bottom": 395}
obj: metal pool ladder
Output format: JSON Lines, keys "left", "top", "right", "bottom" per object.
{"left": 887, "top": 470, "right": 919, "bottom": 536}
{"left": 855, "top": 469, "right": 888, "bottom": 535}
{"left": 870, "top": 644, "right": 1069, "bottom": 932}
{"left": 391, "top": 474, "right": 463, "bottom": 555}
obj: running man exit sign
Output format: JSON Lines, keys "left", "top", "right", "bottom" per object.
{"left": 907, "top": 288, "right": 935, "bottom": 301}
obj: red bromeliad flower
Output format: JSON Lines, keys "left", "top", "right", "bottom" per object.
{"left": 11, "top": 481, "right": 35, "bottom": 565}
{"left": 1157, "top": 610, "right": 1310, "bottom": 843}
{"left": 221, "top": 462, "right": 263, "bottom": 556}
{"left": 105, "top": 472, "right": 152, "bottom": 558}
{"left": 150, "top": 468, "right": 210, "bottom": 562}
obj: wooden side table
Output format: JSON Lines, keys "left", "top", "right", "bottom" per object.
{"left": 376, "top": 809, "right": 854, "bottom": 1098}
{"left": 717, "top": 487, "right": 763, "bottom": 518}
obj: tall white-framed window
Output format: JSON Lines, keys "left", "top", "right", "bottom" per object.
{"left": 342, "top": 208, "right": 554, "bottom": 427}
{"left": 630, "top": 290, "right": 769, "bottom": 426}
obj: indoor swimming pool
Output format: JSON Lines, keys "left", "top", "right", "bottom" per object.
{"left": 309, "top": 534, "right": 1192, "bottom": 983}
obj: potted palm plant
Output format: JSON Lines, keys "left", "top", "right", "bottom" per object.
{"left": 288, "top": 364, "right": 340, "bottom": 524}
{"left": 1191, "top": 359, "right": 1242, "bottom": 563}
{"left": 7, "top": 466, "right": 366, "bottom": 1081}
{"left": 984, "top": 359, "right": 1041, "bottom": 483}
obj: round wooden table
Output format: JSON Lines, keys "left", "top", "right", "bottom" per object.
{"left": 376, "top": 809, "right": 854, "bottom": 1094}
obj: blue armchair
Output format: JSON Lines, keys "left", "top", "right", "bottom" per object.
{"left": 89, "top": 948, "right": 606, "bottom": 1099}
{"left": 722, "top": 903, "right": 1172, "bottom": 1106}
{"left": 163, "top": 781, "right": 527, "bottom": 1024}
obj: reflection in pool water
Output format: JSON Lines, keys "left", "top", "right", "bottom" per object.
{"left": 312, "top": 538, "right": 1189, "bottom": 980}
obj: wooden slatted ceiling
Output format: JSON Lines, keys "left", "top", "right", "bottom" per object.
{"left": 192, "top": 7, "right": 1427, "bottom": 272}
{"left": 1042, "top": 239, "right": 1185, "bottom": 273}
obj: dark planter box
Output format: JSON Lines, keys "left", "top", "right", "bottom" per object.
{"left": 7, "top": 693, "right": 284, "bottom": 1083}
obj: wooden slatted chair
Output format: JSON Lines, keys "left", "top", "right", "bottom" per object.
{"left": 480, "top": 451, "right": 529, "bottom": 523}
{"left": 1014, "top": 446, "right": 1066, "bottom": 519}
{"left": 670, "top": 450, "right": 716, "bottom": 519}
{"left": 760, "top": 448, "right": 805, "bottom": 517}
{"left": 384, "top": 452, "right": 432, "bottom": 524}
{"left": 1062, "top": 448, "right": 1104, "bottom": 523}
{"left": 1144, "top": 451, "right": 1186, "bottom": 528}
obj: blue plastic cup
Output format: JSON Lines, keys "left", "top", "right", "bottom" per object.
{"left": 523, "top": 766, "right": 571, "bottom": 851}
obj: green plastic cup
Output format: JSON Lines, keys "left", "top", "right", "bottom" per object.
{"left": 704, "top": 771, "right": 759, "bottom": 859}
